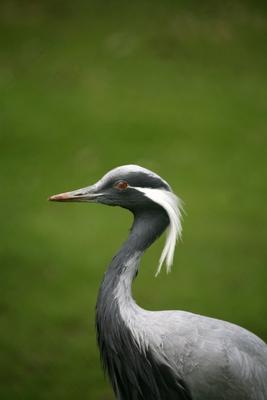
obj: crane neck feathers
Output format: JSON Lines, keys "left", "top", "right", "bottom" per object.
{"left": 97, "top": 203, "right": 180, "bottom": 354}
{"left": 96, "top": 219, "right": 192, "bottom": 400}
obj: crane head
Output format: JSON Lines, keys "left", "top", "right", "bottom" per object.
{"left": 49, "top": 165, "right": 169, "bottom": 207}
{"left": 49, "top": 165, "right": 183, "bottom": 274}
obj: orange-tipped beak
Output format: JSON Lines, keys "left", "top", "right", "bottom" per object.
{"left": 49, "top": 186, "right": 99, "bottom": 202}
{"left": 49, "top": 192, "right": 73, "bottom": 201}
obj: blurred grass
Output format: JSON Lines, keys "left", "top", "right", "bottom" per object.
{"left": 0, "top": 1, "right": 267, "bottom": 399}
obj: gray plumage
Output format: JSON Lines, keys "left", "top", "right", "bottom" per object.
{"left": 50, "top": 164, "right": 267, "bottom": 400}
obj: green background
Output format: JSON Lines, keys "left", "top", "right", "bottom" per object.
{"left": 1, "top": 1, "right": 266, "bottom": 399}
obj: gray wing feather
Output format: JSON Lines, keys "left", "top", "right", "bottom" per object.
{"left": 149, "top": 311, "right": 267, "bottom": 400}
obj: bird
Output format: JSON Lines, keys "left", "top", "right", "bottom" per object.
{"left": 49, "top": 164, "right": 267, "bottom": 400}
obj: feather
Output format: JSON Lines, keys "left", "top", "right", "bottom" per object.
{"left": 135, "top": 188, "right": 183, "bottom": 275}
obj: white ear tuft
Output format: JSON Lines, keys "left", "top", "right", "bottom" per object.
{"left": 134, "top": 188, "right": 183, "bottom": 275}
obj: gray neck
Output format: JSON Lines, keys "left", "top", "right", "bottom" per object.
{"left": 95, "top": 208, "right": 191, "bottom": 400}
{"left": 96, "top": 208, "right": 169, "bottom": 329}
{"left": 95, "top": 208, "right": 172, "bottom": 398}
{"left": 99, "top": 207, "right": 169, "bottom": 294}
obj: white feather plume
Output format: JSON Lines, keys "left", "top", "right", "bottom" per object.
{"left": 135, "top": 188, "right": 183, "bottom": 276}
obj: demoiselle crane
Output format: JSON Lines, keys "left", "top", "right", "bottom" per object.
{"left": 50, "top": 165, "right": 267, "bottom": 400}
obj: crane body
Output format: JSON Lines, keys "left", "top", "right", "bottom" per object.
{"left": 50, "top": 165, "right": 267, "bottom": 400}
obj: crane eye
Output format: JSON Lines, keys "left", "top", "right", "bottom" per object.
{"left": 114, "top": 180, "right": 129, "bottom": 190}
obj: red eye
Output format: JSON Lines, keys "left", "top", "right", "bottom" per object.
{"left": 115, "top": 180, "right": 129, "bottom": 190}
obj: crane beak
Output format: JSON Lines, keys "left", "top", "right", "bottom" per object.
{"left": 49, "top": 186, "right": 100, "bottom": 202}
